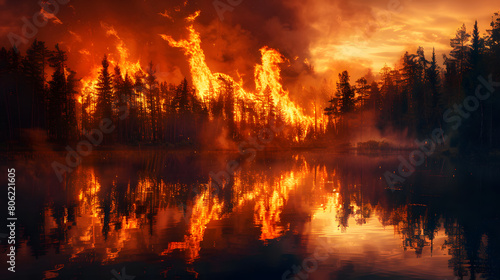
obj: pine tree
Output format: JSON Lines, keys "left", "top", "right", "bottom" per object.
{"left": 485, "top": 13, "right": 500, "bottom": 149}
{"left": 449, "top": 24, "right": 471, "bottom": 94}
{"left": 174, "top": 78, "right": 190, "bottom": 114}
{"left": 355, "top": 77, "right": 370, "bottom": 111}
{"left": 65, "top": 69, "right": 78, "bottom": 140}
{"left": 426, "top": 48, "right": 441, "bottom": 128}
{"left": 324, "top": 96, "right": 339, "bottom": 134}
{"left": 145, "top": 62, "right": 159, "bottom": 141}
{"left": 47, "top": 44, "right": 68, "bottom": 140}
{"left": 95, "top": 55, "right": 114, "bottom": 125}
{"left": 22, "top": 40, "right": 49, "bottom": 129}
{"left": 336, "top": 71, "right": 355, "bottom": 115}
{"left": 123, "top": 73, "right": 136, "bottom": 142}
{"left": 113, "top": 66, "right": 126, "bottom": 142}
{"left": 470, "top": 21, "right": 485, "bottom": 74}
{"left": 134, "top": 69, "right": 146, "bottom": 140}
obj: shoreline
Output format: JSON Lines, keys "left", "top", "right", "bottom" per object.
{"left": 2, "top": 142, "right": 500, "bottom": 159}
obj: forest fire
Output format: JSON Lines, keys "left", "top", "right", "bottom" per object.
{"left": 79, "top": 23, "right": 144, "bottom": 113}
{"left": 69, "top": 11, "right": 317, "bottom": 145}
{"left": 161, "top": 12, "right": 314, "bottom": 129}
{"left": 2, "top": 1, "right": 500, "bottom": 279}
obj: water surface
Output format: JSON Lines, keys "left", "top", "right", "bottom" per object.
{"left": 1, "top": 151, "right": 499, "bottom": 280}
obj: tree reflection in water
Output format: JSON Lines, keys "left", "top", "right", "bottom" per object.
{"left": 3, "top": 151, "right": 499, "bottom": 279}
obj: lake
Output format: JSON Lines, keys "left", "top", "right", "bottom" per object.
{"left": 1, "top": 150, "right": 499, "bottom": 280}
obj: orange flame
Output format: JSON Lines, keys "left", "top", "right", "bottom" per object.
{"left": 79, "top": 23, "right": 144, "bottom": 111}
{"left": 160, "top": 12, "right": 314, "bottom": 130}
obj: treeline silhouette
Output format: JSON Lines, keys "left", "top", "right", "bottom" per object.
{"left": 0, "top": 43, "right": 292, "bottom": 147}
{"left": 325, "top": 12, "right": 500, "bottom": 154}
{"left": 1, "top": 42, "right": 77, "bottom": 143}
{"left": 2, "top": 12, "right": 500, "bottom": 153}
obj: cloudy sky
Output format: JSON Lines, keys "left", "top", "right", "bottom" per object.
{"left": 1, "top": 0, "right": 498, "bottom": 85}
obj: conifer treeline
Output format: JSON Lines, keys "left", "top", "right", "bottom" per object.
{"left": 325, "top": 13, "right": 500, "bottom": 153}
{"left": 0, "top": 45, "right": 289, "bottom": 145}
{"left": 2, "top": 11, "right": 500, "bottom": 152}
{"left": 1, "top": 41, "right": 80, "bottom": 143}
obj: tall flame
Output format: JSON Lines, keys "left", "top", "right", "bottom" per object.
{"left": 79, "top": 23, "right": 144, "bottom": 112}
{"left": 160, "top": 12, "right": 314, "bottom": 129}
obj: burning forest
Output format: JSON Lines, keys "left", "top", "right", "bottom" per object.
{"left": 1, "top": 1, "right": 500, "bottom": 154}
{"left": 2, "top": 1, "right": 500, "bottom": 280}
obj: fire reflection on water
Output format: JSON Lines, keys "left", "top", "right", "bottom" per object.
{"left": 62, "top": 157, "right": 338, "bottom": 264}
{"left": 10, "top": 152, "right": 496, "bottom": 279}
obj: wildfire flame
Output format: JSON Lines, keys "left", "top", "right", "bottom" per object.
{"left": 77, "top": 12, "right": 317, "bottom": 139}
{"left": 160, "top": 11, "right": 314, "bottom": 129}
{"left": 79, "top": 23, "right": 144, "bottom": 112}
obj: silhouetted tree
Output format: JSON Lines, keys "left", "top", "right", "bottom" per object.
{"left": 355, "top": 77, "right": 370, "bottom": 111}
{"left": 426, "top": 48, "right": 442, "bottom": 127}
{"left": 95, "top": 55, "right": 114, "bottom": 142}
{"left": 336, "top": 71, "right": 355, "bottom": 115}
{"left": 145, "top": 62, "right": 159, "bottom": 141}
{"left": 22, "top": 40, "right": 49, "bottom": 130}
{"left": 47, "top": 44, "right": 73, "bottom": 141}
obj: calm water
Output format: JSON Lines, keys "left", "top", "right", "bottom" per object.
{"left": 1, "top": 151, "right": 499, "bottom": 280}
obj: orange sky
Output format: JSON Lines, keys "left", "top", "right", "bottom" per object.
{"left": 304, "top": 0, "right": 499, "bottom": 76}
{"left": 1, "top": 0, "right": 498, "bottom": 84}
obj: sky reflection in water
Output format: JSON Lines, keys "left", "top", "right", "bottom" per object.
{"left": 1, "top": 151, "right": 499, "bottom": 280}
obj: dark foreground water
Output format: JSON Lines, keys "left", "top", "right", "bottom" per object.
{"left": 1, "top": 150, "right": 499, "bottom": 280}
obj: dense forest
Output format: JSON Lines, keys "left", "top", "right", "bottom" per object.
{"left": 1, "top": 12, "right": 500, "bottom": 154}
{"left": 326, "top": 13, "right": 500, "bottom": 154}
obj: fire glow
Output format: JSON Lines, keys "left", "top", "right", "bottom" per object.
{"left": 78, "top": 11, "right": 316, "bottom": 138}
{"left": 161, "top": 12, "right": 313, "bottom": 128}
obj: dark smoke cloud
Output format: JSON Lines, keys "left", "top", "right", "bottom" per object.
{"left": 1, "top": 0, "right": 375, "bottom": 81}
{"left": 0, "top": 0, "right": 413, "bottom": 116}
{"left": 1, "top": 0, "right": 498, "bottom": 100}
